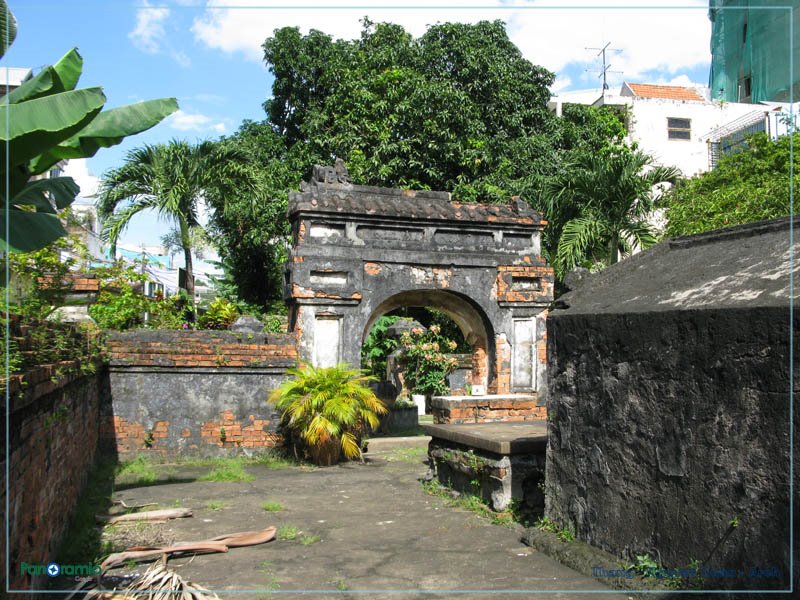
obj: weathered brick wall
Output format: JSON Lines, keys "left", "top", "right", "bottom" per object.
{"left": 431, "top": 395, "right": 546, "bottom": 424}
{"left": 1, "top": 364, "right": 106, "bottom": 591}
{"left": 103, "top": 330, "right": 298, "bottom": 457}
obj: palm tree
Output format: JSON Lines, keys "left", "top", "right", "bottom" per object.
{"left": 97, "top": 140, "right": 252, "bottom": 315}
{"left": 546, "top": 147, "right": 681, "bottom": 277}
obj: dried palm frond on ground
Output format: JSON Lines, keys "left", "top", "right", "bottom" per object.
{"left": 101, "top": 526, "right": 277, "bottom": 569}
{"left": 83, "top": 563, "right": 220, "bottom": 600}
{"left": 96, "top": 508, "right": 193, "bottom": 524}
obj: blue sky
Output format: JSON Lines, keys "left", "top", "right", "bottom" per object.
{"left": 4, "top": 0, "right": 712, "bottom": 250}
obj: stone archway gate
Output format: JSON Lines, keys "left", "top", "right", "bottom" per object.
{"left": 284, "top": 162, "right": 554, "bottom": 395}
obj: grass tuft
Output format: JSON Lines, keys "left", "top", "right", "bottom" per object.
{"left": 261, "top": 500, "right": 283, "bottom": 512}
{"left": 276, "top": 525, "right": 299, "bottom": 540}
{"left": 116, "top": 455, "right": 158, "bottom": 485}
{"left": 198, "top": 459, "right": 255, "bottom": 482}
{"left": 299, "top": 534, "right": 321, "bottom": 546}
{"left": 386, "top": 447, "right": 427, "bottom": 463}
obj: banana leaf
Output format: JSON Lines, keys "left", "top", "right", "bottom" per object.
{"left": 8, "top": 176, "right": 80, "bottom": 213}
{"left": 0, "top": 87, "right": 106, "bottom": 170}
{"left": 5, "top": 47, "right": 83, "bottom": 104}
{"left": 0, "top": 210, "right": 69, "bottom": 254}
{"left": 0, "top": 0, "right": 16, "bottom": 60}
{"left": 28, "top": 97, "right": 179, "bottom": 174}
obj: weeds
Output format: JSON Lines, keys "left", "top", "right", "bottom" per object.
{"left": 334, "top": 578, "right": 348, "bottom": 591}
{"left": 386, "top": 447, "right": 427, "bottom": 463}
{"left": 206, "top": 500, "right": 226, "bottom": 511}
{"left": 198, "top": 459, "right": 255, "bottom": 482}
{"left": 276, "top": 525, "right": 299, "bottom": 541}
{"left": 261, "top": 501, "right": 284, "bottom": 512}
{"left": 258, "top": 560, "right": 280, "bottom": 593}
{"left": 56, "top": 458, "right": 116, "bottom": 565}
{"left": 299, "top": 534, "right": 321, "bottom": 546}
{"left": 253, "top": 450, "right": 295, "bottom": 470}
{"left": 421, "top": 479, "right": 521, "bottom": 528}
{"left": 116, "top": 456, "right": 159, "bottom": 486}
{"left": 535, "top": 515, "right": 576, "bottom": 542}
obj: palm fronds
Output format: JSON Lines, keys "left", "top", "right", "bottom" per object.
{"left": 269, "top": 363, "right": 388, "bottom": 465}
{"left": 83, "top": 563, "right": 221, "bottom": 600}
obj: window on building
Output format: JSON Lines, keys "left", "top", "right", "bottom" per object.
{"left": 667, "top": 117, "right": 691, "bottom": 140}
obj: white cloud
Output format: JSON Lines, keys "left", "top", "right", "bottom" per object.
{"left": 551, "top": 75, "right": 573, "bottom": 94}
{"left": 665, "top": 74, "right": 704, "bottom": 88}
{"left": 129, "top": 0, "right": 170, "bottom": 54}
{"left": 191, "top": 0, "right": 710, "bottom": 90}
{"left": 192, "top": 0, "right": 504, "bottom": 62}
{"left": 166, "top": 109, "right": 228, "bottom": 134}
{"left": 62, "top": 159, "right": 100, "bottom": 202}
{"left": 129, "top": 1, "right": 192, "bottom": 67}
{"left": 509, "top": 0, "right": 711, "bottom": 88}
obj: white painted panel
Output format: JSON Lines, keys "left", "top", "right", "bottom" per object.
{"left": 309, "top": 224, "right": 344, "bottom": 238}
{"left": 310, "top": 271, "right": 348, "bottom": 285}
{"left": 314, "top": 317, "right": 341, "bottom": 368}
{"left": 512, "top": 318, "right": 535, "bottom": 390}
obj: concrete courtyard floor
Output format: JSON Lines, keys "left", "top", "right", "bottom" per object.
{"left": 107, "top": 439, "right": 632, "bottom": 600}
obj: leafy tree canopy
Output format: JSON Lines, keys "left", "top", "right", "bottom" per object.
{"left": 211, "top": 19, "right": 627, "bottom": 307}
{"left": 664, "top": 132, "right": 797, "bottom": 237}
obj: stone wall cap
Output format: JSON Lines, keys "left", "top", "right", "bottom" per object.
{"left": 554, "top": 215, "right": 800, "bottom": 314}
{"left": 423, "top": 422, "right": 547, "bottom": 455}
{"left": 288, "top": 166, "right": 544, "bottom": 226}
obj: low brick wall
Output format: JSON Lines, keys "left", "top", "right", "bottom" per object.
{"left": 431, "top": 394, "right": 546, "bottom": 424}
{"left": 103, "top": 330, "right": 298, "bottom": 457}
{"left": 1, "top": 363, "right": 106, "bottom": 591}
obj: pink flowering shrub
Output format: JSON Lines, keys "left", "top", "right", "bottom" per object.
{"left": 399, "top": 324, "right": 459, "bottom": 397}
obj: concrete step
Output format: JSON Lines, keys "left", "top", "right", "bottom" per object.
{"left": 365, "top": 435, "right": 431, "bottom": 454}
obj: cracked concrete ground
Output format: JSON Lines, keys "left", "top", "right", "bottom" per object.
{"left": 109, "top": 442, "right": 632, "bottom": 600}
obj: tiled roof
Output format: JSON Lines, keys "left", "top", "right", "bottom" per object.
{"left": 626, "top": 83, "right": 705, "bottom": 102}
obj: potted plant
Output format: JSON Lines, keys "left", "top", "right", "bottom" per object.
{"left": 268, "top": 363, "right": 388, "bottom": 466}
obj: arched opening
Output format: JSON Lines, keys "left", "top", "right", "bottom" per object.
{"left": 361, "top": 290, "right": 496, "bottom": 402}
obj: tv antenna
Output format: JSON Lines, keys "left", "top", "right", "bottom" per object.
{"left": 585, "top": 43, "right": 623, "bottom": 96}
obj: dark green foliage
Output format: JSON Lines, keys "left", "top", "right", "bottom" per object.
{"left": 361, "top": 315, "right": 403, "bottom": 378}
{"left": 664, "top": 132, "right": 796, "bottom": 237}
{"left": 210, "top": 19, "right": 627, "bottom": 306}
{"left": 88, "top": 265, "right": 151, "bottom": 331}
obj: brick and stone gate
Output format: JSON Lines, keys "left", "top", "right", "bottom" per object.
{"left": 285, "top": 162, "right": 554, "bottom": 394}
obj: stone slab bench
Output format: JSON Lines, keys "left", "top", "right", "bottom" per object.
{"left": 423, "top": 422, "right": 547, "bottom": 513}
{"left": 431, "top": 393, "right": 546, "bottom": 424}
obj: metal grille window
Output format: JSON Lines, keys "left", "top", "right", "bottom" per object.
{"left": 667, "top": 117, "right": 691, "bottom": 140}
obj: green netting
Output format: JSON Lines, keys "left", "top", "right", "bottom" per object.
{"left": 709, "top": 0, "right": 799, "bottom": 103}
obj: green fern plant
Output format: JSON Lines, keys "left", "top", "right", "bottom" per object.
{"left": 268, "top": 363, "right": 388, "bottom": 466}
